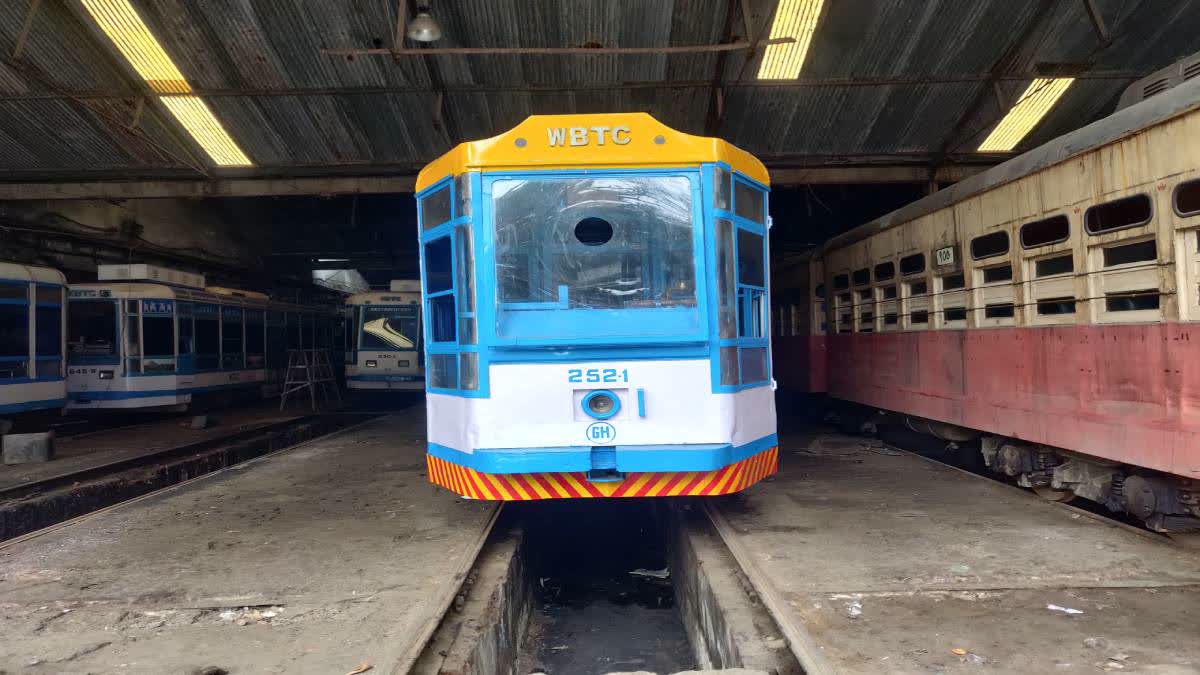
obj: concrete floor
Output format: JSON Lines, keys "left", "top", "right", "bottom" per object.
{"left": 714, "top": 430, "right": 1200, "bottom": 674}
{"left": 0, "top": 410, "right": 496, "bottom": 673}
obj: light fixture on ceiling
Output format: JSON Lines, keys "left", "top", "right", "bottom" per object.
{"left": 407, "top": 4, "right": 443, "bottom": 43}
{"left": 80, "top": 0, "right": 252, "bottom": 167}
{"left": 977, "top": 77, "right": 1075, "bottom": 153}
{"left": 757, "top": 0, "right": 826, "bottom": 80}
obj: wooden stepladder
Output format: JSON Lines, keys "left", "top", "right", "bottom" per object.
{"left": 280, "top": 349, "right": 342, "bottom": 411}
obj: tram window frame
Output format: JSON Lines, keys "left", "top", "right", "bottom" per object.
{"left": 713, "top": 171, "right": 771, "bottom": 390}
{"left": 874, "top": 261, "right": 895, "bottom": 282}
{"left": 140, "top": 300, "right": 176, "bottom": 374}
{"left": 123, "top": 300, "right": 141, "bottom": 374}
{"left": 220, "top": 306, "right": 244, "bottom": 371}
{"left": 245, "top": 309, "right": 265, "bottom": 369}
{"left": 67, "top": 298, "right": 118, "bottom": 367}
{"left": 0, "top": 281, "right": 29, "bottom": 380}
{"left": 1020, "top": 214, "right": 1071, "bottom": 249}
{"left": 177, "top": 302, "right": 195, "bottom": 372}
{"left": 900, "top": 253, "right": 926, "bottom": 276}
{"left": 194, "top": 304, "right": 220, "bottom": 372}
{"left": 419, "top": 184, "right": 452, "bottom": 230}
{"left": 1174, "top": 178, "right": 1200, "bottom": 217}
{"left": 971, "top": 230, "right": 1010, "bottom": 260}
{"left": 419, "top": 173, "right": 482, "bottom": 395}
{"left": 33, "top": 284, "right": 62, "bottom": 379}
{"left": 1085, "top": 194, "right": 1152, "bottom": 235}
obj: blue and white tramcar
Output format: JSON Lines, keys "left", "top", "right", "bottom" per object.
{"left": 417, "top": 113, "right": 778, "bottom": 500}
{"left": 66, "top": 264, "right": 336, "bottom": 411}
{"left": 344, "top": 280, "right": 424, "bottom": 390}
{"left": 0, "top": 262, "right": 66, "bottom": 427}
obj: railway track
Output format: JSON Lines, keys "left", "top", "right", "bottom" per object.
{"left": 0, "top": 412, "right": 375, "bottom": 541}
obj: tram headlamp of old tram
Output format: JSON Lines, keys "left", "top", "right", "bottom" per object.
{"left": 365, "top": 360, "right": 378, "bottom": 367}
{"left": 98, "top": 370, "right": 114, "bottom": 380}
{"left": 582, "top": 390, "right": 620, "bottom": 420}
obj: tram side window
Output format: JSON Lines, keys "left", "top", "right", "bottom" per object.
{"left": 0, "top": 282, "right": 29, "bottom": 379}
{"left": 266, "top": 312, "right": 286, "bottom": 369}
{"left": 142, "top": 312, "right": 175, "bottom": 373}
{"left": 124, "top": 300, "right": 141, "bottom": 373}
{"left": 971, "top": 231, "right": 1009, "bottom": 260}
{"left": 177, "top": 303, "right": 195, "bottom": 370}
{"left": 1176, "top": 179, "right": 1200, "bottom": 216}
{"left": 425, "top": 236, "right": 456, "bottom": 344}
{"left": 67, "top": 300, "right": 117, "bottom": 365}
{"left": 1086, "top": 194, "right": 1151, "bottom": 234}
{"left": 34, "top": 285, "right": 62, "bottom": 378}
{"left": 195, "top": 306, "right": 220, "bottom": 371}
{"left": 420, "top": 185, "right": 452, "bottom": 230}
{"left": 246, "top": 310, "right": 265, "bottom": 368}
{"left": 734, "top": 180, "right": 765, "bottom": 224}
{"left": 222, "top": 308, "right": 244, "bottom": 370}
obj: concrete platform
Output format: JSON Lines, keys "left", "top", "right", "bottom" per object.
{"left": 712, "top": 430, "right": 1200, "bottom": 674}
{"left": 0, "top": 411, "right": 497, "bottom": 673}
{"left": 0, "top": 403, "right": 304, "bottom": 491}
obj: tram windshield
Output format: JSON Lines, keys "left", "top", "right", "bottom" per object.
{"left": 491, "top": 175, "right": 697, "bottom": 338}
{"left": 359, "top": 305, "right": 419, "bottom": 351}
{"left": 67, "top": 300, "right": 118, "bottom": 364}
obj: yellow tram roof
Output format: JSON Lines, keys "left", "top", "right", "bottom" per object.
{"left": 415, "top": 113, "right": 769, "bottom": 192}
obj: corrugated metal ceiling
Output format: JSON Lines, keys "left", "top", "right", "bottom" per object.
{"left": 0, "top": 0, "right": 1196, "bottom": 181}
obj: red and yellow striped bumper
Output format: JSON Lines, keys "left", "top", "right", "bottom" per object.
{"left": 426, "top": 446, "right": 778, "bottom": 500}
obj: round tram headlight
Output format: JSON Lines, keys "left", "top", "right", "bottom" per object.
{"left": 582, "top": 389, "right": 621, "bottom": 420}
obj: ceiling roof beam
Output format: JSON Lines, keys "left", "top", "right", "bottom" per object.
{"left": 1082, "top": 0, "right": 1111, "bottom": 45}
{"left": 933, "top": 0, "right": 1058, "bottom": 159}
{"left": 11, "top": 0, "right": 42, "bottom": 60}
{"left": 323, "top": 38, "right": 793, "bottom": 57}
{"left": 0, "top": 164, "right": 994, "bottom": 200}
{"left": 0, "top": 70, "right": 1146, "bottom": 102}
{"left": 705, "top": 0, "right": 743, "bottom": 136}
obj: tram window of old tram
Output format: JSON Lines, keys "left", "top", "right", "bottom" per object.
{"left": 943, "top": 307, "right": 967, "bottom": 322}
{"left": 142, "top": 313, "right": 175, "bottom": 371}
{"left": 971, "top": 231, "right": 1009, "bottom": 260}
{"left": 1176, "top": 179, "right": 1200, "bottom": 217}
{"left": 0, "top": 283, "right": 28, "bottom": 378}
{"left": 881, "top": 285, "right": 897, "bottom": 300}
{"left": 908, "top": 281, "right": 927, "bottom": 295}
{"left": 1036, "top": 297, "right": 1076, "bottom": 315}
{"left": 195, "top": 307, "right": 219, "bottom": 371}
{"left": 910, "top": 310, "right": 929, "bottom": 324}
{"left": 941, "top": 273, "right": 966, "bottom": 290}
{"left": 1020, "top": 215, "right": 1070, "bottom": 248}
{"left": 985, "top": 303, "right": 1015, "bottom": 318}
{"left": 1035, "top": 254, "right": 1074, "bottom": 277}
{"left": 852, "top": 268, "right": 870, "bottom": 286}
{"left": 1102, "top": 239, "right": 1157, "bottom": 267}
{"left": 1106, "top": 290, "right": 1160, "bottom": 312}
{"left": 982, "top": 264, "right": 1013, "bottom": 283}
{"left": 1086, "top": 194, "right": 1152, "bottom": 234}
{"left": 833, "top": 273, "right": 850, "bottom": 290}
{"left": 900, "top": 253, "right": 925, "bottom": 276}
{"left": 221, "top": 307, "right": 244, "bottom": 370}
{"left": 874, "top": 261, "right": 895, "bottom": 282}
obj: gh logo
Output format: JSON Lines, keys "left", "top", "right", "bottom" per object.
{"left": 585, "top": 422, "right": 616, "bottom": 444}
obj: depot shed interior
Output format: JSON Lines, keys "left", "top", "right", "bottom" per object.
{"left": 1, "top": 0, "right": 1198, "bottom": 320}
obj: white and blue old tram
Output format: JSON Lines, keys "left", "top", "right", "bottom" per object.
{"left": 0, "top": 262, "right": 66, "bottom": 425}
{"left": 344, "top": 280, "right": 424, "bottom": 390}
{"left": 66, "top": 264, "right": 335, "bottom": 411}
{"left": 417, "top": 113, "right": 778, "bottom": 500}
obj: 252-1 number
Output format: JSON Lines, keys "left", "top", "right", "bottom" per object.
{"left": 568, "top": 368, "right": 629, "bottom": 384}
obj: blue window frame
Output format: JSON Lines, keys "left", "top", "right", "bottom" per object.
{"left": 419, "top": 173, "right": 481, "bottom": 396}
{"left": 707, "top": 165, "right": 771, "bottom": 391}
{"left": 0, "top": 280, "right": 30, "bottom": 381}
